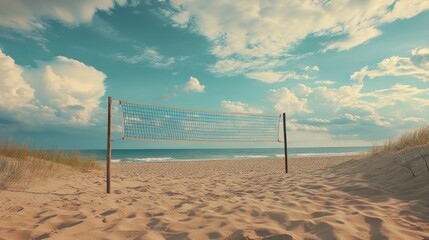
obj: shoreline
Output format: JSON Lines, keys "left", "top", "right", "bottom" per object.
{"left": 101, "top": 153, "right": 366, "bottom": 164}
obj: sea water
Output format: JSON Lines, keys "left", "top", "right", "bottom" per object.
{"left": 79, "top": 146, "right": 371, "bottom": 163}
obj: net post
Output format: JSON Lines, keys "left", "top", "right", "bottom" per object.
{"left": 106, "top": 96, "right": 112, "bottom": 194}
{"left": 282, "top": 113, "right": 288, "bottom": 174}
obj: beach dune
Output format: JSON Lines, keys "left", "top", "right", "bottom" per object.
{"left": 1, "top": 146, "right": 428, "bottom": 239}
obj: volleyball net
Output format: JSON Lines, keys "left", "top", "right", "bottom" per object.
{"left": 106, "top": 97, "right": 288, "bottom": 193}
{"left": 119, "top": 100, "right": 282, "bottom": 142}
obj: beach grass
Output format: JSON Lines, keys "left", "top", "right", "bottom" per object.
{"left": 0, "top": 138, "right": 100, "bottom": 189}
{"left": 370, "top": 125, "right": 429, "bottom": 154}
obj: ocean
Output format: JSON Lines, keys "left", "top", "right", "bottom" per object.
{"left": 79, "top": 146, "right": 371, "bottom": 163}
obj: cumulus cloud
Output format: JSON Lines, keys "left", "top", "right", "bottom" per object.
{"left": 268, "top": 87, "right": 311, "bottom": 115}
{"left": 295, "top": 84, "right": 313, "bottom": 97}
{"left": 0, "top": 50, "right": 35, "bottom": 109}
{"left": 351, "top": 48, "right": 429, "bottom": 82}
{"left": 267, "top": 78, "right": 429, "bottom": 141}
{"left": 221, "top": 101, "right": 262, "bottom": 114}
{"left": 164, "top": 1, "right": 429, "bottom": 75}
{"left": 0, "top": 0, "right": 127, "bottom": 31}
{"left": 304, "top": 65, "right": 319, "bottom": 71}
{"left": 0, "top": 49, "right": 106, "bottom": 127}
{"left": 183, "top": 76, "right": 205, "bottom": 93}
{"left": 246, "top": 71, "right": 312, "bottom": 83}
{"left": 25, "top": 56, "right": 106, "bottom": 125}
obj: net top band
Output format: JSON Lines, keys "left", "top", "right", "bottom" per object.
{"left": 119, "top": 99, "right": 281, "bottom": 118}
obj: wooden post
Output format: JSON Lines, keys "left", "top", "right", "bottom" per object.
{"left": 106, "top": 96, "right": 112, "bottom": 194}
{"left": 282, "top": 113, "right": 288, "bottom": 173}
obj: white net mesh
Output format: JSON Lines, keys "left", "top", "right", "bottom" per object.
{"left": 120, "top": 100, "right": 282, "bottom": 142}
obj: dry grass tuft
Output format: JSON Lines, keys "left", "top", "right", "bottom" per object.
{"left": 371, "top": 125, "right": 429, "bottom": 154}
{"left": 0, "top": 156, "right": 59, "bottom": 189}
{"left": 369, "top": 125, "right": 429, "bottom": 178}
{"left": 0, "top": 138, "right": 100, "bottom": 171}
{"left": 0, "top": 138, "right": 100, "bottom": 189}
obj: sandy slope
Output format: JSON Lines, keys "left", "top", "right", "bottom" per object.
{"left": 0, "top": 147, "right": 428, "bottom": 240}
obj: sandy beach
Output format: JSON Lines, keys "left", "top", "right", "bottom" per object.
{"left": 1, "top": 147, "right": 428, "bottom": 240}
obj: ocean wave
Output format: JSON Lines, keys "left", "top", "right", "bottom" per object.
{"left": 111, "top": 159, "right": 121, "bottom": 163}
{"left": 233, "top": 155, "right": 269, "bottom": 159}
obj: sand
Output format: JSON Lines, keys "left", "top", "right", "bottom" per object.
{"left": 1, "top": 146, "right": 428, "bottom": 240}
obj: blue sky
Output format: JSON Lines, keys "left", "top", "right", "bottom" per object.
{"left": 0, "top": 0, "right": 428, "bottom": 149}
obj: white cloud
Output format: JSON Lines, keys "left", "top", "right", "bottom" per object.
{"left": 304, "top": 65, "right": 319, "bottom": 71}
{"left": 326, "top": 27, "right": 381, "bottom": 51}
{"left": 0, "top": 0, "right": 127, "bottom": 31}
{"left": 308, "top": 117, "right": 331, "bottom": 123}
{"left": 344, "top": 113, "right": 361, "bottom": 121}
{"left": 115, "top": 48, "right": 175, "bottom": 67}
{"left": 165, "top": 1, "right": 429, "bottom": 75}
{"left": 246, "top": 71, "right": 311, "bottom": 83}
{"left": 267, "top": 70, "right": 429, "bottom": 141}
{"left": 314, "top": 80, "right": 335, "bottom": 85}
{"left": 366, "top": 84, "right": 429, "bottom": 110}
{"left": 0, "top": 50, "right": 35, "bottom": 109}
{"left": 268, "top": 87, "right": 311, "bottom": 115}
{"left": 209, "top": 57, "right": 282, "bottom": 76}
{"left": 351, "top": 48, "right": 429, "bottom": 82}
{"left": 183, "top": 76, "right": 205, "bottom": 93}
{"left": 171, "top": 11, "right": 191, "bottom": 28}
{"left": 309, "top": 84, "right": 358, "bottom": 111}
{"left": 402, "top": 117, "right": 428, "bottom": 123}
{"left": 304, "top": 82, "right": 429, "bottom": 127}
{"left": 295, "top": 84, "right": 312, "bottom": 97}
{"left": 25, "top": 56, "right": 106, "bottom": 125}
{"left": 221, "top": 101, "right": 262, "bottom": 114}
{"left": 246, "top": 71, "right": 283, "bottom": 83}
{"left": 287, "top": 119, "right": 328, "bottom": 132}
{"left": 0, "top": 49, "right": 106, "bottom": 127}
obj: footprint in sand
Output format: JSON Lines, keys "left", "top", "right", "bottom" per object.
{"left": 34, "top": 210, "right": 48, "bottom": 218}
{"left": 208, "top": 231, "right": 222, "bottom": 239}
{"left": 38, "top": 214, "right": 57, "bottom": 224}
{"left": 9, "top": 206, "right": 24, "bottom": 212}
{"left": 165, "top": 232, "right": 189, "bottom": 240}
{"left": 311, "top": 211, "right": 333, "bottom": 218}
{"left": 100, "top": 209, "right": 118, "bottom": 216}
{"left": 57, "top": 220, "right": 84, "bottom": 230}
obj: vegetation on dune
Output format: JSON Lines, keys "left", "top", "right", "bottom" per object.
{"left": 370, "top": 125, "right": 429, "bottom": 154}
{"left": 370, "top": 125, "right": 429, "bottom": 178}
{"left": 0, "top": 138, "right": 100, "bottom": 189}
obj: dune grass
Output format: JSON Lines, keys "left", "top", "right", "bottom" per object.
{"left": 0, "top": 155, "right": 58, "bottom": 189}
{"left": 0, "top": 138, "right": 100, "bottom": 189}
{"left": 370, "top": 125, "right": 429, "bottom": 154}
{"left": 369, "top": 125, "right": 429, "bottom": 178}
{"left": 0, "top": 138, "right": 100, "bottom": 170}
